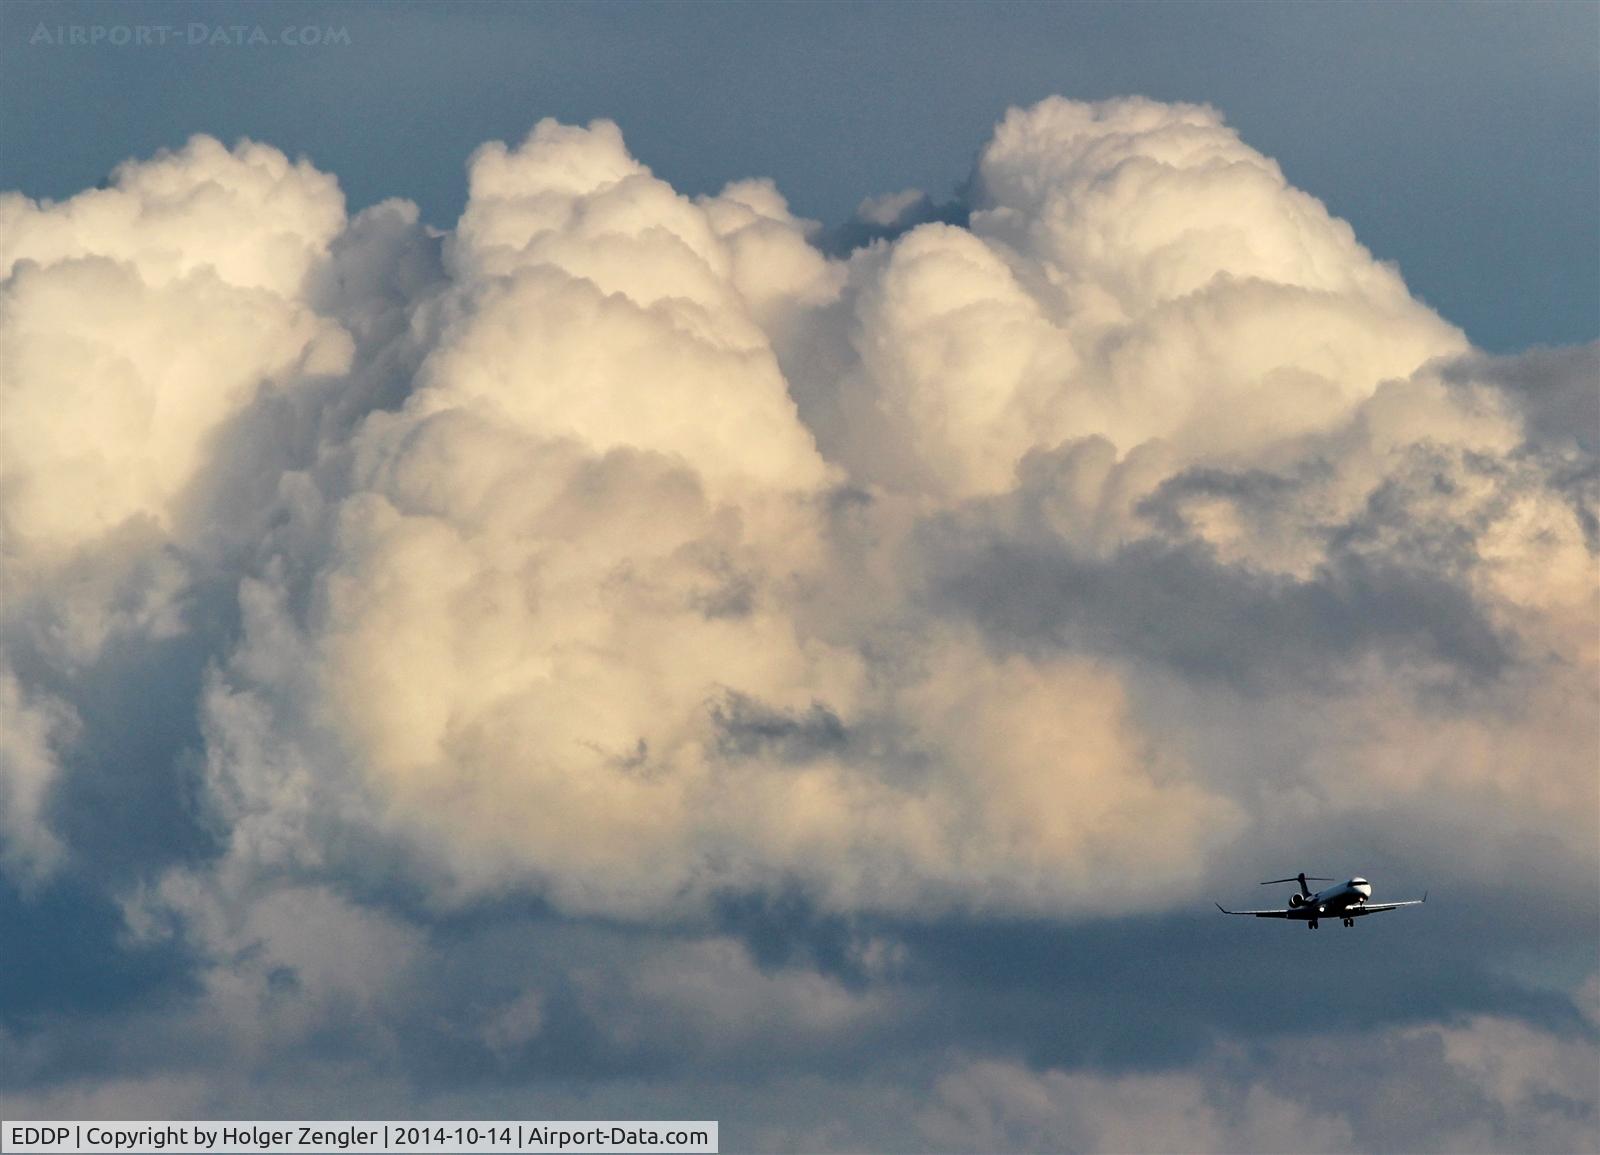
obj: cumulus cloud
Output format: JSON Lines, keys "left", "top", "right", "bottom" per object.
{"left": 0, "top": 136, "right": 349, "bottom": 576}
{"left": 789, "top": 96, "right": 1468, "bottom": 501}
{"left": 6, "top": 98, "right": 1593, "bottom": 916}
{"left": 0, "top": 136, "right": 354, "bottom": 882}
{"left": 176, "top": 111, "right": 1268, "bottom": 923}
{"left": 2, "top": 97, "right": 1594, "bottom": 1148}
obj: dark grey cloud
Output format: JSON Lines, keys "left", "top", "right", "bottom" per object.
{"left": 816, "top": 195, "right": 971, "bottom": 258}
{"left": 36, "top": 623, "right": 224, "bottom": 880}
{"left": 918, "top": 522, "right": 1511, "bottom": 691}
{"left": 1440, "top": 343, "right": 1600, "bottom": 454}
{"left": 711, "top": 693, "right": 849, "bottom": 765}
{"left": 0, "top": 877, "right": 197, "bottom": 1025}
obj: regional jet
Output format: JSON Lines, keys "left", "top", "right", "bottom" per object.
{"left": 1216, "top": 872, "right": 1426, "bottom": 929}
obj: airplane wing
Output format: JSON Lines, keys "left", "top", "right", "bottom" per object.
{"left": 1348, "top": 893, "right": 1427, "bottom": 917}
{"left": 1215, "top": 903, "right": 1290, "bottom": 918}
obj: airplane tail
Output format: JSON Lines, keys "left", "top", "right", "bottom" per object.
{"left": 1261, "top": 872, "right": 1332, "bottom": 899}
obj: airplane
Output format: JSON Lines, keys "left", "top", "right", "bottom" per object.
{"left": 1216, "top": 872, "right": 1426, "bottom": 929}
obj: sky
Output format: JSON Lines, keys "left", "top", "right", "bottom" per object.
{"left": 2, "top": 1, "right": 1597, "bottom": 352}
{"left": 0, "top": 4, "right": 1597, "bottom": 1153}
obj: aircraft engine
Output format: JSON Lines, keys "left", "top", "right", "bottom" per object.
{"left": 1287, "top": 893, "right": 1305, "bottom": 908}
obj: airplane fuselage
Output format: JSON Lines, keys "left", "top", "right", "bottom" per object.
{"left": 1284, "top": 878, "right": 1372, "bottom": 920}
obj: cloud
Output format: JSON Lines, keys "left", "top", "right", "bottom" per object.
{"left": 0, "top": 135, "right": 344, "bottom": 296}
{"left": 0, "top": 136, "right": 355, "bottom": 886}
{"left": 916, "top": 1011, "right": 1600, "bottom": 1155}
{"left": 1, "top": 98, "right": 1593, "bottom": 1146}
{"left": 788, "top": 96, "right": 1468, "bottom": 502}
{"left": 0, "top": 665, "right": 73, "bottom": 879}
{"left": 919, "top": 1058, "right": 1354, "bottom": 1155}
{"left": 178, "top": 113, "right": 1262, "bottom": 921}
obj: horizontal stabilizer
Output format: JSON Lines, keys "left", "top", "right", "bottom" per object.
{"left": 1260, "top": 875, "right": 1332, "bottom": 885}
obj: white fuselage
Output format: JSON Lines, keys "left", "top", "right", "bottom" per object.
{"left": 1289, "top": 877, "right": 1373, "bottom": 920}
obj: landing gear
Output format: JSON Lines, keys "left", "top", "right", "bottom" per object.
{"left": 1308, "top": 919, "right": 1318, "bottom": 930}
{"left": 1343, "top": 918, "right": 1354, "bottom": 927}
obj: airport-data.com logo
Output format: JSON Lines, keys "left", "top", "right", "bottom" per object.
{"left": 29, "top": 23, "right": 353, "bottom": 48}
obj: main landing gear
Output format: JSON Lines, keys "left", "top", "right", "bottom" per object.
{"left": 1307, "top": 919, "right": 1318, "bottom": 930}
{"left": 1342, "top": 917, "right": 1355, "bottom": 927}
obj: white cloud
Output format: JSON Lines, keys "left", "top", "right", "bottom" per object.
{"left": 0, "top": 104, "right": 1592, "bottom": 1130}
{"left": 0, "top": 135, "right": 344, "bottom": 295}
{"left": 0, "top": 137, "right": 354, "bottom": 880}
{"left": 179, "top": 109, "right": 1268, "bottom": 921}
{"left": 0, "top": 134, "right": 350, "bottom": 564}
{"left": 797, "top": 95, "right": 1469, "bottom": 502}
{"left": 0, "top": 256, "right": 348, "bottom": 556}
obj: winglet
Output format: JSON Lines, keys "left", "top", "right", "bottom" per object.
{"left": 1215, "top": 902, "right": 1232, "bottom": 914}
{"left": 1422, "top": 889, "right": 1428, "bottom": 903}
